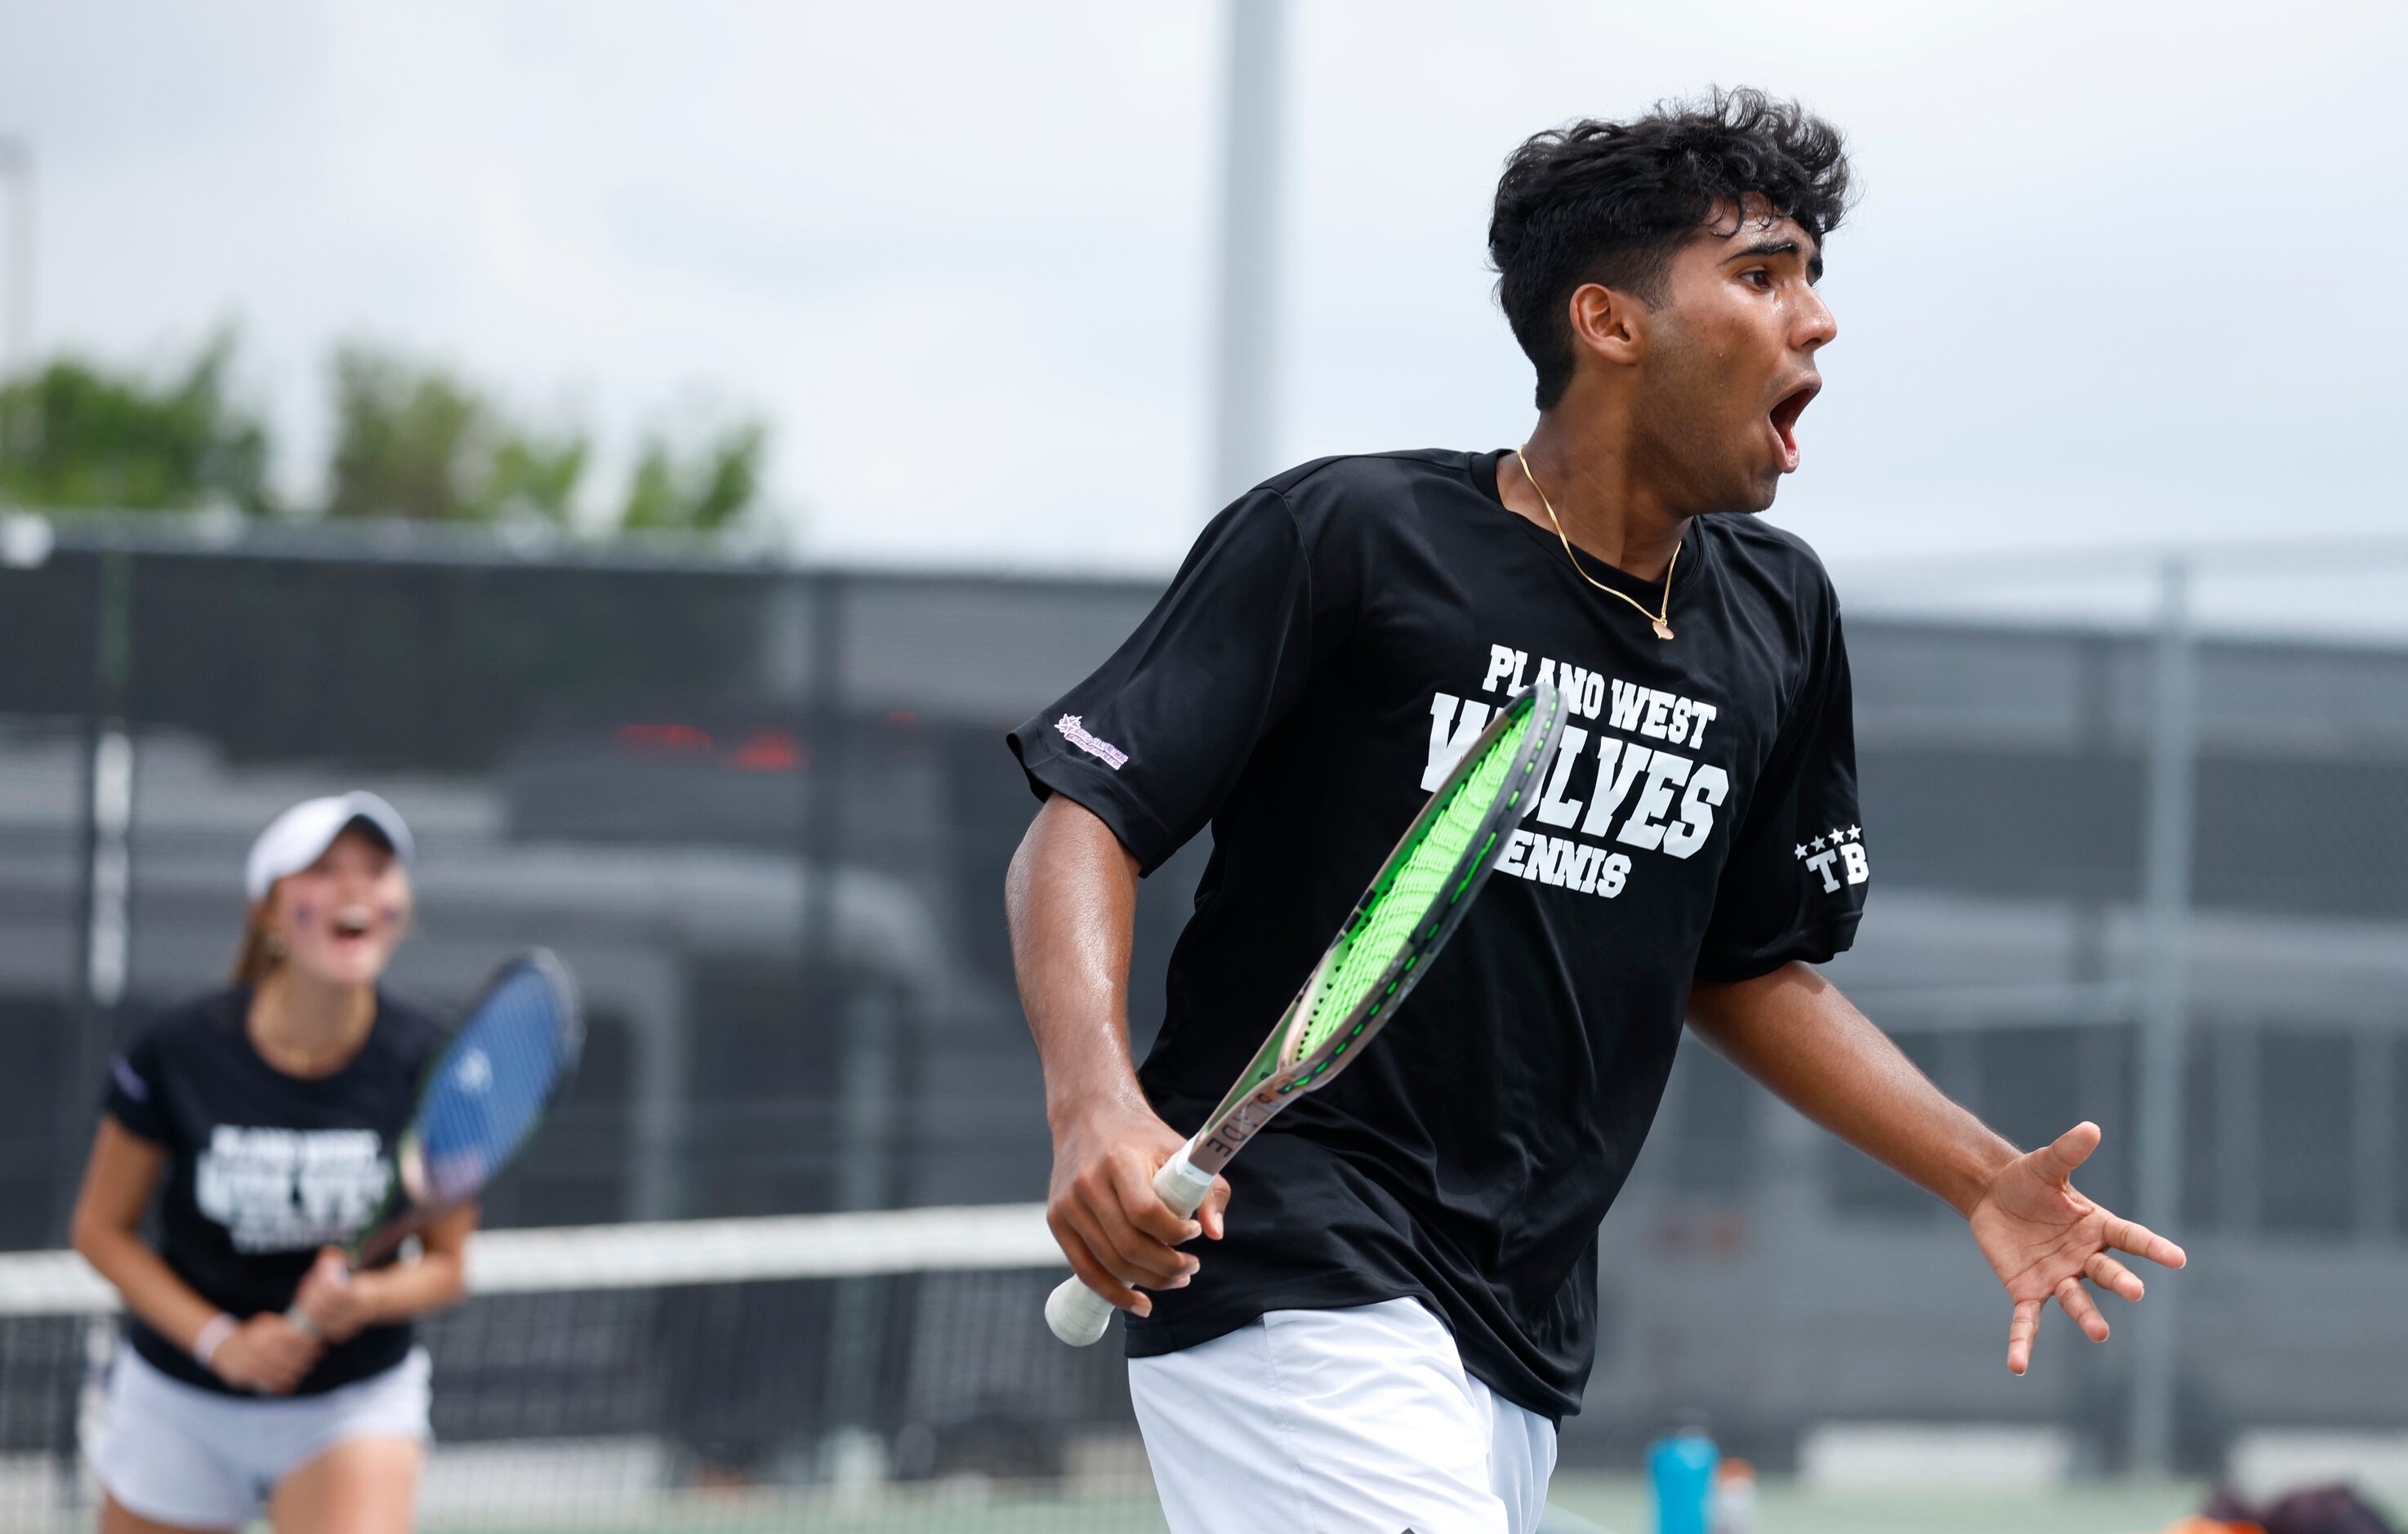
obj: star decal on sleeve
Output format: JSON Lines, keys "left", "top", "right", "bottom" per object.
{"left": 1793, "top": 843, "right": 1808, "bottom": 859}
{"left": 1810, "top": 835, "right": 1828, "bottom": 851}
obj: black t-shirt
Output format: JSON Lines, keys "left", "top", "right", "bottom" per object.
{"left": 102, "top": 987, "right": 447, "bottom": 1395}
{"left": 1006, "top": 448, "right": 1867, "bottom": 1420}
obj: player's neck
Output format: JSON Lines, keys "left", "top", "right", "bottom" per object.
{"left": 1504, "top": 412, "right": 1690, "bottom": 582}
{"left": 250, "top": 969, "right": 376, "bottom": 1077}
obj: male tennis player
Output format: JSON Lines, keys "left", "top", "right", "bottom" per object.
{"left": 1006, "top": 90, "right": 2184, "bottom": 1533}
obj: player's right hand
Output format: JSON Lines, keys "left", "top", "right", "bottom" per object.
{"left": 208, "top": 1313, "right": 323, "bottom": 1394}
{"left": 292, "top": 1247, "right": 378, "bottom": 1343}
{"left": 1046, "top": 1101, "right": 1230, "bottom": 1318}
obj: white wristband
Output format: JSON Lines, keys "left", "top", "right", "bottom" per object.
{"left": 191, "top": 1313, "right": 237, "bottom": 1369}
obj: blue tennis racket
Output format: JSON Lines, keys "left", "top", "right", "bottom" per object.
{"left": 290, "top": 951, "right": 583, "bottom": 1333}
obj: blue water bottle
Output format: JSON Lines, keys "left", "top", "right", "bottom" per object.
{"left": 1647, "top": 1416, "right": 1719, "bottom": 1534}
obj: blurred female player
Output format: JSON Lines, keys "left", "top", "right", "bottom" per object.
{"left": 69, "top": 792, "right": 470, "bottom": 1534}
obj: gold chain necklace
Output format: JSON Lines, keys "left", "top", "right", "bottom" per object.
{"left": 1514, "top": 447, "right": 1678, "bottom": 640}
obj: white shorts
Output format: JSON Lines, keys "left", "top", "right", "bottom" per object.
{"left": 1129, "top": 1297, "right": 1558, "bottom": 1534}
{"left": 92, "top": 1344, "right": 431, "bottom": 1529}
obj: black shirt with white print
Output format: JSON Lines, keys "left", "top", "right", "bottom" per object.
{"left": 103, "top": 987, "right": 446, "bottom": 1395}
{"left": 1007, "top": 448, "right": 1866, "bottom": 1421}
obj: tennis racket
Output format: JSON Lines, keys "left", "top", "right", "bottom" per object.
{"left": 289, "top": 950, "right": 584, "bottom": 1336}
{"left": 1044, "top": 680, "right": 1567, "bottom": 1345}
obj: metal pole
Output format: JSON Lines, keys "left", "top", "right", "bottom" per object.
{"left": 2128, "top": 557, "right": 2196, "bottom": 1476}
{"left": 818, "top": 983, "right": 899, "bottom": 1461}
{"left": 1207, "top": 0, "right": 1285, "bottom": 512}
{"left": 0, "top": 136, "right": 33, "bottom": 508}
{"left": 796, "top": 571, "right": 895, "bottom": 1463}
{"left": 60, "top": 547, "right": 134, "bottom": 1240}
{"left": 0, "top": 136, "right": 32, "bottom": 381}
{"left": 801, "top": 570, "right": 844, "bottom": 1017}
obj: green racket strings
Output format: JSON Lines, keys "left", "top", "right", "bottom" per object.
{"left": 1280, "top": 695, "right": 1540, "bottom": 1087}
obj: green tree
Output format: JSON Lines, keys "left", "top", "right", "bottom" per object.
{"left": 619, "top": 418, "right": 767, "bottom": 533}
{"left": 0, "top": 330, "right": 273, "bottom": 512}
{"left": 325, "top": 344, "right": 589, "bottom": 524}
{"left": 478, "top": 433, "right": 589, "bottom": 524}
{"left": 325, "top": 346, "right": 482, "bottom": 521}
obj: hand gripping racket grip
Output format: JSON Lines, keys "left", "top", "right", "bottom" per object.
{"left": 1044, "top": 1144, "right": 1217, "bottom": 1346}
{"left": 283, "top": 1252, "right": 351, "bottom": 1341}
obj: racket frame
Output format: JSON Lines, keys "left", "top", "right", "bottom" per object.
{"left": 289, "top": 950, "right": 583, "bottom": 1339}
{"left": 1179, "top": 679, "right": 1566, "bottom": 1180}
{"left": 1045, "top": 680, "right": 1566, "bottom": 1344}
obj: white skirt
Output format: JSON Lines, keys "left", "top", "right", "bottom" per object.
{"left": 91, "top": 1343, "right": 431, "bottom": 1529}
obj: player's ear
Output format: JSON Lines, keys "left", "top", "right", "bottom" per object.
{"left": 1565, "top": 282, "right": 1646, "bottom": 368}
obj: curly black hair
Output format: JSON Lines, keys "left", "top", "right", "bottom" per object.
{"left": 1489, "top": 88, "right": 1853, "bottom": 409}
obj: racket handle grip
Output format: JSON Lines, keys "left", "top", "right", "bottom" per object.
{"left": 1044, "top": 1144, "right": 1217, "bottom": 1347}
{"left": 282, "top": 1251, "right": 354, "bottom": 1342}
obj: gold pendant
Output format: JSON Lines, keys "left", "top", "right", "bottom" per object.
{"left": 1652, "top": 618, "right": 1674, "bottom": 641}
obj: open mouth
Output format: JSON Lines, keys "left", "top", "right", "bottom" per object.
{"left": 331, "top": 904, "right": 374, "bottom": 941}
{"left": 1768, "top": 378, "right": 1819, "bottom": 472}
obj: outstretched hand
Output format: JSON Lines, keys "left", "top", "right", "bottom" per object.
{"left": 1968, "top": 1121, "right": 2187, "bottom": 1376}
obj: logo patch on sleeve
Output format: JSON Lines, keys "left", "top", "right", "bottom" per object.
{"left": 1796, "top": 823, "right": 1869, "bottom": 893}
{"left": 110, "top": 1055, "right": 149, "bottom": 1102}
{"left": 1055, "top": 714, "right": 1130, "bottom": 771}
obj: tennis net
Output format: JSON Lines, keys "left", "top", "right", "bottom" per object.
{"left": 0, "top": 1205, "right": 1167, "bottom": 1532}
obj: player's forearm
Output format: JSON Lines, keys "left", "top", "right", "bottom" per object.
{"left": 353, "top": 1204, "right": 477, "bottom": 1322}
{"left": 351, "top": 1250, "right": 467, "bottom": 1322}
{"left": 71, "top": 1123, "right": 222, "bottom": 1349}
{"left": 72, "top": 1223, "right": 223, "bottom": 1352}
{"left": 1688, "top": 962, "right": 2017, "bottom": 1216}
{"left": 1006, "top": 794, "right": 1151, "bottom": 1130}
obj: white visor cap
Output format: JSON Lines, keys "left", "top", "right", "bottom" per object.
{"left": 244, "top": 792, "right": 416, "bottom": 903}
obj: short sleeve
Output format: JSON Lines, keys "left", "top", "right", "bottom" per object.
{"left": 1006, "top": 487, "right": 1322, "bottom": 875}
{"left": 103, "top": 1028, "right": 170, "bottom": 1144}
{"left": 1694, "top": 602, "right": 1867, "bottom": 983}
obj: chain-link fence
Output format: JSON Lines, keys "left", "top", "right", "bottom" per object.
{"left": 3, "top": 511, "right": 2404, "bottom": 1484}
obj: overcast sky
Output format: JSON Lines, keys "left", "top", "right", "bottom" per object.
{"left": 2, "top": 0, "right": 2402, "bottom": 606}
